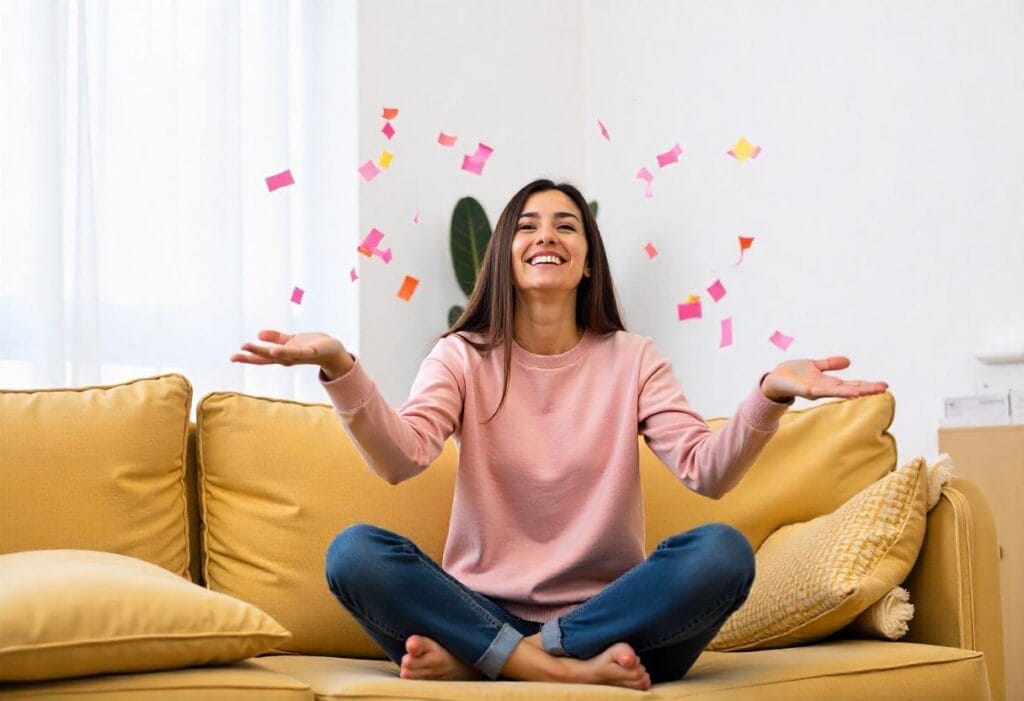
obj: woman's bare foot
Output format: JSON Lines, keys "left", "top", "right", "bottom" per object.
{"left": 501, "top": 639, "right": 651, "bottom": 690}
{"left": 399, "top": 635, "right": 484, "bottom": 681}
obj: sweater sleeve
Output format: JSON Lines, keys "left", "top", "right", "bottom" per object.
{"left": 637, "top": 339, "right": 791, "bottom": 499}
{"left": 319, "top": 339, "right": 464, "bottom": 484}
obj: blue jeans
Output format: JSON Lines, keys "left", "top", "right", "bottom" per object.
{"left": 325, "top": 522, "right": 754, "bottom": 684}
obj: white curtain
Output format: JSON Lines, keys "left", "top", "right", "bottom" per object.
{"left": 0, "top": 0, "right": 359, "bottom": 405}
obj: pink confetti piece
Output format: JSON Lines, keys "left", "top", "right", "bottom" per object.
{"left": 265, "top": 169, "right": 295, "bottom": 192}
{"left": 707, "top": 279, "right": 726, "bottom": 302}
{"left": 412, "top": 210, "right": 420, "bottom": 224}
{"left": 290, "top": 286, "right": 304, "bottom": 304}
{"left": 656, "top": 143, "right": 683, "bottom": 168}
{"left": 677, "top": 301, "right": 703, "bottom": 321}
{"left": 349, "top": 268, "right": 358, "bottom": 282}
{"left": 644, "top": 242, "right": 658, "bottom": 259}
{"left": 382, "top": 121, "right": 395, "bottom": 140}
{"left": 438, "top": 132, "right": 458, "bottom": 147}
{"left": 397, "top": 275, "right": 419, "bottom": 301}
{"left": 382, "top": 107, "right": 398, "bottom": 120}
{"left": 770, "top": 330, "right": 794, "bottom": 351}
{"left": 720, "top": 317, "right": 733, "bottom": 348}
{"left": 732, "top": 236, "right": 755, "bottom": 266}
{"left": 461, "top": 142, "right": 494, "bottom": 175}
{"left": 597, "top": 119, "right": 611, "bottom": 141}
{"left": 636, "top": 167, "right": 654, "bottom": 199}
{"left": 360, "top": 227, "right": 385, "bottom": 251}
{"left": 358, "top": 160, "right": 381, "bottom": 182}
{"left": 373, "top": 247, "right": 393, "bottom": 264}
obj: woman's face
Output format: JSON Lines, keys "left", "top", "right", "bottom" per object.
{"left": 511, "top": 189, "right": 590, "bottom": 295}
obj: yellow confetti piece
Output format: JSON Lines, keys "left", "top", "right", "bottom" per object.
{"left": 686, "top": 294, "right": 701, "bottom": 303}
{"left": 728, "top": 136, "right": 761, "bottom": 162}
{"left": 379, "top": 150, "right": 394, "bottom": 169}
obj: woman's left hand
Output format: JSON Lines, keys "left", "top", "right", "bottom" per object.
{"left": 760, "top": 357, "right": 888, "bottom": 403}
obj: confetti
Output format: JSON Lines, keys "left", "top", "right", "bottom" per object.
{"left": 597, "top": 119, "right": 611, "bottom": 141}
{"left": 707, "top": 279, "right": 727, "bottom": 302}
{"left": 727, "top": 136, "right": 762, "bottom": 161}
{"left": 382, "top": 107, "right": 398, "bottom": 120}
{"left": 290, "top": 286, "right": 304, "bottom": 305}
{"left": 462, "top": 142, "right": 494, "bottom": 175}
{"left": 720, "top": 317, "right": 733, "bottom": 348}
{"left": 358, "top": 160, "right": 381, "bottom": 182}
{"left": 360, "top": 227, "right": 385, "bottom": 252}
{"left": 438, "top": 132, "right": 458, "bottom": 147}
{"left": 656, "top": 143, "right": 683, "bottom": 168}
{"left": 412, "top": 210, "right": 420, "bottom": 224}
{"left": 350, "top": 268, "right": 358, "bottom": 282}
{"left": 373, "top": 247, "right": 393, "bottom": 264}
{"left": 397, "top": 275, "right": 419, "bottom": 301}
{"left": 644, "top": 242, "right": 658, "bottom": 259}
{"left": 677, "top": 300, "right": 702, "bottom": 321}
{"left": 379, "top": 151, "right": 394, "bottom": 169}
{"left": 769, "top": 330, "right": 794, "bottom": 351}
{"left": 732, "top": 236, "right": 755, "bottom": 266}
{"left": 686, "top": 294, "right": 700, "bottom": 303}
{"left": 382, "top": 122, "right": 395, "bottom": 140}
{"left": 265, "top": 169, "right": 295, "bottom": 192}
{"left": 636, "top": 166, "right": 654, "bottom": 199}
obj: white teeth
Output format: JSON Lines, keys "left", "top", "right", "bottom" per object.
{"left": 528, "top": 255, "right": 564, "bottom": 266}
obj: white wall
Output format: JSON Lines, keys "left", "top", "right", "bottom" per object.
{"left": 354, "top": 0, "right": 1024, "bottom": 464}
{"left": 582, "top": 0, "right": 1024, "bottom": 463}
{"left": 355, "top": 0, "right": 585, "bottom": 405}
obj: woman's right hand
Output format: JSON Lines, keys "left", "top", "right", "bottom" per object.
{"left": 231, "top": 329, "right": 354, "bottom": 379}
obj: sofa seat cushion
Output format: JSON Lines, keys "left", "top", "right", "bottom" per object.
{"left": 250, "top": 654, "right": 657, "bottom": 700}
{"left": 0, "top": 661, "right": 313, "bottom": 701}
{"left": 250, "top": 641, "right": 988, "bottom": 701}
{"left": 659, "top": 640, "right": 989, "bottom": 700}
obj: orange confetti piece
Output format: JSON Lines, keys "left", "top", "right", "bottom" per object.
{"left": 397, "top": 275, "right": 419, "bottom": 301}
{"left": 382, "top": 107, "right": 398, "bottom": 119}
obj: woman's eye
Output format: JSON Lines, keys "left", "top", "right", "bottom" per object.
{"left": 516, "top": 224, "right": 534, "bottom": 232}
{"left": 558, "top": 225, "right": 576, "bottom": 231}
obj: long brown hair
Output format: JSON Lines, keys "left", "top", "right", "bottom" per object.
{"left": 443, "top": 179, "right": 627, "bottom": 420}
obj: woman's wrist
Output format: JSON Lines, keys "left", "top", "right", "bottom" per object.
{"left": 760, "top": 372, "right": 795, "bottom": 404}
{"left": 321, "top": 352, "right": 354, "bottom": 380}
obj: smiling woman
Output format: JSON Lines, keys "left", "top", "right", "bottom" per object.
{"left": 233, "top": 178, "right": 888, "bottom": 690}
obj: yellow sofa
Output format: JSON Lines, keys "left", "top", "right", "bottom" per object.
{"left": 0, "top": 374, "right": 1005, "bottom": 700}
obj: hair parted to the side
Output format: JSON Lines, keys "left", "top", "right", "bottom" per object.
{"left": 442, "top": 179, "right": 627, "bottom": 421}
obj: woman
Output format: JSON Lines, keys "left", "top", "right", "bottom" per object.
{"left": 232, "top": 179, "right": 887, "bottom": 690}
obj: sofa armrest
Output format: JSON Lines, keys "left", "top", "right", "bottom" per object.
{"left": 903, "top": 477, "right": 1005, "bottom": 701}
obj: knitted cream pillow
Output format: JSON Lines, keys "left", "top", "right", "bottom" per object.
{"left": 709, "top": 456, "right": 928, "bottom": 650}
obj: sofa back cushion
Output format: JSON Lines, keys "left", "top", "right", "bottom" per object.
{"left": 196, "top": 391, "right": 457, "bottom": 658}
{"left": 641, "top": 392, "right": 897, "bottom": 551}
{"left": 0, "top": 374, "right": 193, "bottom": 578}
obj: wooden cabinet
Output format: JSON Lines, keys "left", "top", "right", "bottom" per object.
{"left": 938, "top": 424, "right": 1024, "bottom": 701}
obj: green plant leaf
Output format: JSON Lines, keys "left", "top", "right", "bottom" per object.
{"left": 448, "top": 305, "right": 464, "bottom": 328}
{"left": 588, "top": 200, "right": 599, "bottom": 218}
{"left": 451, "top": 197, "right": 491, "bottom": 297}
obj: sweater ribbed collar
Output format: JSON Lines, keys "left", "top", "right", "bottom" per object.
{"left": 511, "top": 329, "right": 595, "bottom": 369}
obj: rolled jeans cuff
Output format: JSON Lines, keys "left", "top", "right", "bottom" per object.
{"left": 541, "top": 618, "right": 569, "bottom": 656}
{"left": 474, "top": 623, "right": 524, "bottom": 680}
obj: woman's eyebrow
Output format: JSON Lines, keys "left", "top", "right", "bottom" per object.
{"left": 518, "top": 211, "right": 580, "bottom": 221}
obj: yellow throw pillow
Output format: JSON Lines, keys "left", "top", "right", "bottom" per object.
{"left": 709, "top": 457, "right": 928, "bottom": 651}
{"left": 196, "top": 391, "right": 458, "bottom": 658}
{"left": 642, "top": 392, "right": 897, "bottom": 552}
{"left": 0, "top": 374, "right": 193, "bottom": 578}
{"left": 0, "top": 549, "right": 290, "bottom": 682}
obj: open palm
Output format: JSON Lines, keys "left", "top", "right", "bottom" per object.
{"left": 231, "top": 329, "right": 345, "bottom": 368}
{"left": 763, "top": 356, "right": 888, "bottom": 401}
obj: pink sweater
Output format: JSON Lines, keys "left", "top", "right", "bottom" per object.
{"left": 321, "top": 329, "right": 789, "bottom": 622}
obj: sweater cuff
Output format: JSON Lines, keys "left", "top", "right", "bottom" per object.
{"left": 319, "top": 355, "right": 375, "bottom": 413}
{"left": 740, "top": 377, "right": 792, "bottom": 432}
